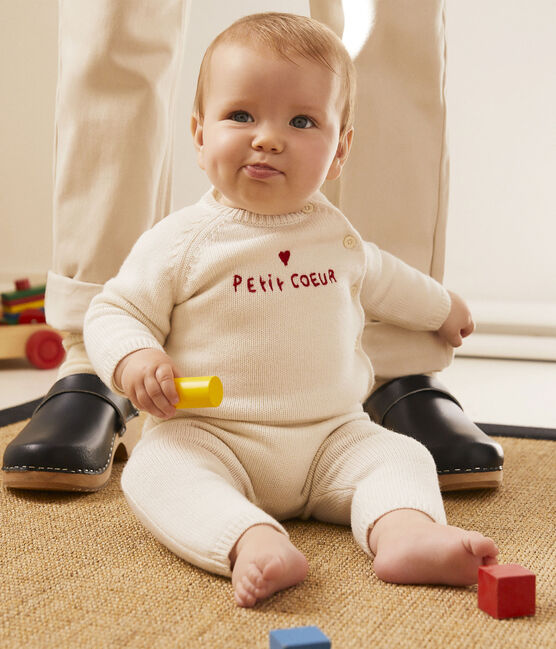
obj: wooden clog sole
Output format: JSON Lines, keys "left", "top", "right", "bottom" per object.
{"left": 439, "top": 469, "right": 503, "bottom": 491}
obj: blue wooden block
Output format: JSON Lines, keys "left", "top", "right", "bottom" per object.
{"left": 269, "top": 626, "right": 331, "bottom": 649}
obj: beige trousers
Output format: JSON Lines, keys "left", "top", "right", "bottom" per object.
{"left": 46, "top": 0, "right": 452, "bottom": 385}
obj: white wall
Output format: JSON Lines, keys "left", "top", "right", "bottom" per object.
{"left": 1, "top": 0, "right": 554, "bottom": 339}
{"left": 444, "top": 0, "right": 556, "bottom": 333}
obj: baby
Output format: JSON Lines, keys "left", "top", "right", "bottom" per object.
{"left": 84, "top": 12, "right": 498, "bottom": 608}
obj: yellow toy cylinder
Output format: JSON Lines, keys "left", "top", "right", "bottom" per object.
{"left": 173, "top": 376, "right": 223, "bottom": 409}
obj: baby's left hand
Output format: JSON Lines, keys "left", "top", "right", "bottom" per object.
{"left": 437, "top": 290, "right": 475, "bottom": 347}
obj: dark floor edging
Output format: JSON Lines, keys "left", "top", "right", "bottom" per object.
{"left": 0, "top": 400, "right": 554, "bottom": 441}
{"left": 477, "top": 422, "right": 556, "bottom": 441}
{"left": 0, "top": 398, "right": 43, "bottom": 427}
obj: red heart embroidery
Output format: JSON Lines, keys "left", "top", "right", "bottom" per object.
{"left": 279, "top": 251, "right": 290, "bottom": 266}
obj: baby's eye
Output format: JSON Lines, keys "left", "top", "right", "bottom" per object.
{"left": 290, "top": 115, "right": 315, "bottom": 129}
{"left": 229, "top": 111, "right": 253, "bottom": 123}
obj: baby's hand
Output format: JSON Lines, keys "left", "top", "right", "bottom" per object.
{"left": 114, "top": 348, "right": 180, "bottom": 419}
{"left": 437, "top": 291, "right": 475, "bottom": 347}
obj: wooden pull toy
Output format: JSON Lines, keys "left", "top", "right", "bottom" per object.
{"left": 173, "top": 376, "right": 223, "bottom": 409}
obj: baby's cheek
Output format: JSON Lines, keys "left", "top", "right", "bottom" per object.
{"left": 218, "top": 131, "right": 245, "bottom": 156}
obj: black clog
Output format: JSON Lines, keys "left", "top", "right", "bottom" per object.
{"left": 2, "top": 373, "right": 141, "bottom": 492}
{"left": 364, "top": 374, "right": 504, "bottom": 491}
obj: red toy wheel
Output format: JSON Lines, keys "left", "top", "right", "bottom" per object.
{"left": 25, "top": 330, "right": 65, "bottom": 369}
{"left": 18, "top": 309, "right": 46, "bottom": 324}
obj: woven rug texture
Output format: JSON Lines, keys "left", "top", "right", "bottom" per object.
{"left": 1, "top": 420, "right": 554, "bottom": 649}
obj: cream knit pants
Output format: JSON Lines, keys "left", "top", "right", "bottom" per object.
{"left": 45, "top": 0, "right": 453, "bottom": 384}
{"left": 122, "top": 413, "right": 446, "bottom": 577}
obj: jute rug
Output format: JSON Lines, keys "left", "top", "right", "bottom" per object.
{"left": 1, "top": 419, "right": 554, "bottom": 649}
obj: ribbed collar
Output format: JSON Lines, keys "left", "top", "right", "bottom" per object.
{"left": 199, "top": 187, "right": 326, "bottom": 227}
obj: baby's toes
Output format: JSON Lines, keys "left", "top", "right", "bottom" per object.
{"left": 464, "top": 531, "right": 499, "bottom": 559}
{"left": 234, "top": 591, "right": 256, "bottom": 607}
{"left": 246, "top": 563, "right": 265, "bottom": 589}
{"left": 259, "top": 554, "right": 285, "bottom": 582}
{"left": 234, "top": 579, "right": 257, "bottom": 608}
{"left": 241, "top": 573, "right": 259, "bottom": 596}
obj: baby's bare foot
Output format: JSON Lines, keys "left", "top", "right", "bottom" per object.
{"left": 369, "top": 509, "right": 499, "bottom": 586}
{"left": 230, "top": 524, "right": 308, "bottom": 607}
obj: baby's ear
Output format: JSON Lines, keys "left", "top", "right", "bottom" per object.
{"left": 326, "top": 128, "right": 354, "bottom": 181}
{"left": 190, "top": 114, "right": 205, "bottom": 169}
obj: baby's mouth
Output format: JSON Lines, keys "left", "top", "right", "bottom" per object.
{"left": 243, "top": 163, "right": 283, "bottom": 179}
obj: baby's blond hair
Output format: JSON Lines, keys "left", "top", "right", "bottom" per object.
{"left": 193, "top": 12, "right": 356, "bottom": 139}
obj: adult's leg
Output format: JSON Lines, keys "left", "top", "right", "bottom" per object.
{"left": 313, "top": 0, "right": 451, "bottom": 380}
{"left": 311, "top": 0, "right": 503, "bottom": 489}
{"left": 48, "top": 0, "right": 187, "bottom": 361}
{"left": 2, "top": 0, "right": 189, "bottom": 491}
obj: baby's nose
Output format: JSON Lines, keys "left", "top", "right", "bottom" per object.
{"left": 252, "top": 127, "right": 284, "bottom": 153}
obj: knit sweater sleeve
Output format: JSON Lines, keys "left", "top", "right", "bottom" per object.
{"left": 361, "top": 241, "right": 451, "bottom": 331}
{"left": 83, "top": 210, "right": 207, "bottom": 394}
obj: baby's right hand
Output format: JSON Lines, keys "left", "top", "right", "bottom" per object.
{"left": 114, "top": 348, "right": 180, "bottom": 419}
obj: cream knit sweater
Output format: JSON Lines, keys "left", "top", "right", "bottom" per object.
{"left": 84, "top": 189, "right": 451, "bottom": 424}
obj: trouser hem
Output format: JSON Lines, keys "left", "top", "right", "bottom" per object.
{"left": 45, "top": 270, "right": 103, "bottom": 332}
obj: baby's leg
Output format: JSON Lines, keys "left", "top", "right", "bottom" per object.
{"left": 121, "top": 420, "right": 307, "bottom": 606}
{"left": 304, "top": 418, "right": 498, "bottom": 586}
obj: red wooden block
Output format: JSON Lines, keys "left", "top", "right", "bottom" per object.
{"left": 478, "top": 564, "right": 535, "bottom": 619}
{"left": 15, "top": 278, "right": 31, "bottom": 291}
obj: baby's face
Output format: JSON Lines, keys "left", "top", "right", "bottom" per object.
{"left": 192, "top": 43, "right": 352, "bottom": 215}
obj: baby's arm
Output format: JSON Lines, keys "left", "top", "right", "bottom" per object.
{"left": 115, "top": 348, "right": 180, "bottom": 419}
{"left": 361, "top": 242, "right": 451, "bottom": 333}
{"left": 84, "top": 212, "right": 195, "bottom": 399}
{"left": 361, "top": 242, "right": 474, "bottom": 349}
{"left": 437, "top": 290, "right": 475, "bottom": 347}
